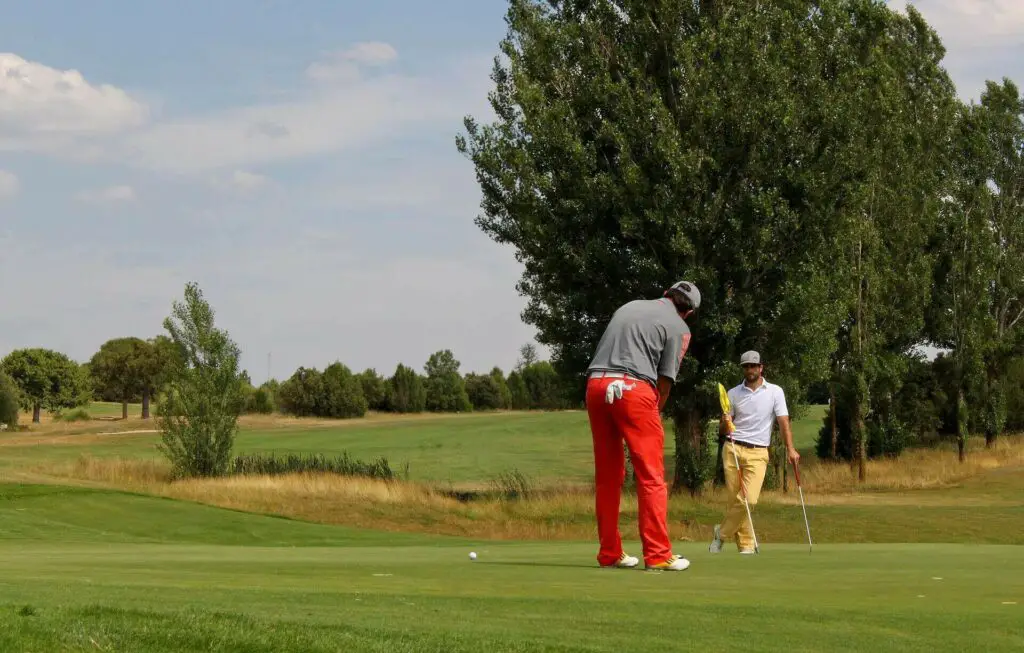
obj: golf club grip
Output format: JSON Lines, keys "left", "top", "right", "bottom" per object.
{"left": 792, "top": 460, "right": 802, "bottom": 485}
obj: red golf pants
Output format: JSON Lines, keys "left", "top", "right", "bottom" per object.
{"left": 586, "top": 375, "right": 672, "bottom": 567}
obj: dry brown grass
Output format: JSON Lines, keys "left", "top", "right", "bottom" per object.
{"left": 27, "top": 454, "right": 705, "bottom": 540}
{"left": 21, "top": 434, "right": 1024, "bottom": 540}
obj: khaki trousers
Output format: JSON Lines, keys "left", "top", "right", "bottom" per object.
{"left": 720, "top": 441, "right": 769, "bottom": 551}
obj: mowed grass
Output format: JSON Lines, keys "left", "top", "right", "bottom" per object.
{"left": 4, "top": 403, "right": 829, "bottom": 486}
{"left": 0, "top": 484, "right": 1021, "bottom": 653}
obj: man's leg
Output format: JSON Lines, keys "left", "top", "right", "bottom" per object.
{"left": 733, "top": 446, "right": 769, "bottom": 551}
{"left": 586, "top": 378, "right": 627, "bottom": 566}
{"left": 719, "top": 441, "right": 749, "bottom": 548}
{"left": 617, "top": 383, "right": 673, "bottom": 567}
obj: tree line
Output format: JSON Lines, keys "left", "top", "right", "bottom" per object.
{"left": 457, "top": 0, "right": 1024, "bottom": 493}
{"left": 0, "top": 339, "right": 571, "bottom": 430}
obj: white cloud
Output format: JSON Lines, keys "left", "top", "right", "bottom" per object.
{"left": 902, "top": 1, "right": 1024, "bottom": 47}
{"left": 210, "top": 169, "right": 271, "bottom": 193}
{"left": 304, "top": 41, "right": 399, "bottom": 84}
{"left": 0, "top": 52, "right": 148, "bottom": 153}
{"left": 0, "top": 45, "right": 491, "bottom": 178}
{"left": 0, "top": 169, "right": 18, "bottom": 199}
{"left": 121, "top": 52, "right": 488, "bottom": 175}
{"left": 75, "top": 185, "right": 136, "bottom": 204}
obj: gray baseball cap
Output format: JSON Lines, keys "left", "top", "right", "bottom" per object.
{"left": 666, "top": 280, "right": 701, "bottom": 310}
{"left": 740, "top": 350, "right": 761, "bottom": 365}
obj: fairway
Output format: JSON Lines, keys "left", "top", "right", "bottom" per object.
{"left": 0, "top": 484, "right": 1021, "bottom": 653}
{"left": 2, "top": 405, "right": 828, "bottom": 486}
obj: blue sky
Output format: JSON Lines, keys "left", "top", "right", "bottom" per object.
{"left": 1, "top": 1, "right": 1022, "bottom": 383}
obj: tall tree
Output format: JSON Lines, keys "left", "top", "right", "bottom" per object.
{"left": 138, "top": 335, "right": 180, "bottom": 419}
{"left": 156, "top": 282, "right": 246, "bottom": 478}
{"left": 929, "top": 78, "right": 1024, "bottom": 456}
{"left": 424, "top": 349, "right": 473, "bottom": 412}
{"left": 89, "top": 337, "right": 147, "bottom": 420}
{"left": 829, "top": 4, "right": 958, "bottom": 479}
{"left": 0, "top": 348, "right": 91, "bottom": 422}
{"left": 457, "top": 0, "right": 950, "bottom": 492}
{"left": 387, "top": 364, "right": 427, "bottom": 413}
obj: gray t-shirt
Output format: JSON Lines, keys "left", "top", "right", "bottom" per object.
{"left": 587, "top": 298, "right": 692, "bottom": 385}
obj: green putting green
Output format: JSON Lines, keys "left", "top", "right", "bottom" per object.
{"left": 0, "top": 484, "right": 1020, "bottom": 652}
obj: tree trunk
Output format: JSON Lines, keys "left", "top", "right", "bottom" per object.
{"left": 854, "top": 402, "right": 866, "bottom": 482}
{"left": 32, "top": 403, "right": 41, "bottom": 423}
{"left": 957, "top": 389, "right": 968, "bottom": 463}
{"left": 830, "top": 384, "right": 838, "bottom": 459}
{"left": 122, "top": 400, "right": 128, "bottom": 420}
{"left": 142, "top": 388, "right": 151, "bottom": 420}
{"left": 672, "top": 402, "right": 709, "bottom": 497}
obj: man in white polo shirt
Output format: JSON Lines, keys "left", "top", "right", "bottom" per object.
{"left": 710, "top": 350, "right": 799, "bottom": 554}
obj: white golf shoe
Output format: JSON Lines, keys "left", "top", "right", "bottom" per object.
{"left": 739, "top": 548, "right": 757, "bottom": 555}
{"left": 646, "top": 555, "right": 691, "bottom": 571}
{"left": 602, "top": 553, "right": 639, "bottom": 568}
{"left": 709, "top": 524, "right": 723, "bottom": 553}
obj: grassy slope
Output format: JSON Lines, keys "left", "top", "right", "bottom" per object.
{"left": 0, "top": 484, "right": 1021, "bottom": 652}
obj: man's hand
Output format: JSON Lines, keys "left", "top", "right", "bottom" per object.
{"left": 719, "top": 413, "right": 735, "bottom": 436}
{"left": 787, "top": 447, "right": 801, "bottom": 466}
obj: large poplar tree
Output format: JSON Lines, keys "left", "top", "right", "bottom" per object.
{"left": 457, "top": 0, "right": 956, "bottom": 492}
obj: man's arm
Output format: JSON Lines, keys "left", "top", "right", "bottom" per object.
{"left": 656, "top": 327, "right": 690, "bottom": 411}
{"left": 657, "top": 376, "right": 672, "bottom": 410}
{"left": 774, "top": 388, "right": 800, "bottom": 464}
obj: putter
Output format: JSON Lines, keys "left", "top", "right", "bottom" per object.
{"left": 792, "top": 460, "right": 813, "bottom": 554}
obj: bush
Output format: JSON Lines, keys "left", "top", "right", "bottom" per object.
{"left": 387, "top": 364, "right": 426, "bottom": 413}
{"left": 0, "top": 371, "right": 19, "bottom": 429}
{"left": 56, "top": 408, "right": 91, "bottom": 422}
{"left": 277, "top": 368, "right": 324, "bottom": 416}
{"left": 230, "top": 452, "right": 401, "bottom": 480}
{"left": 320, "top": 362, "right": 367, "bottom": 418}
{"left": 465, "top": 372, "right": 506, "bottom": 410}
{"left": 489, "top": 469, "right": 533, "bottom": 500}
{"left": 247, "top": 386, "right": 275, "bottom": 414}
{"left": 357, "top": 369, "right": 388, "bottom": 411}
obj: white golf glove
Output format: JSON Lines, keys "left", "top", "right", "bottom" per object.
{"left": 605, "top": 379, "right": 636, "bottom": 404}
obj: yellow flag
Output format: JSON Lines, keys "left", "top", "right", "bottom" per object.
{"left": 718, "top": 383, "right": 735, "bottom": 434}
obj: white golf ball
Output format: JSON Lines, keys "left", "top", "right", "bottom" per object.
{"left": 469, "top": 551, "right": 477, "bottom": 560}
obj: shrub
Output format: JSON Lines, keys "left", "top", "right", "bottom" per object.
{"left": 489, "top": 469, "right": 533, "bottom": 500}
{"left": 277, "top": 368, "right": 324, "bottom": 416}
{"left": 387, "top": 364, "right": 426, "bottom": 413}
{"left": 56, "top": 408, "right": 92, "bottom": 422}
{"left": 229, "top": 452, "right": 400, "bottom": 480}
{"left": 320, "top": 362, "right": 367, "bottom": 418}
{"left": 465, "top": 372, "right": 506, "bottom": 410}
{"left": 248, "top": 386, "right": 275, "bottom": 414}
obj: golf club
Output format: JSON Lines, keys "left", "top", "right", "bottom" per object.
{"left": 728, "top": 436, "right": 760, "bottom": 554}
{"left": 792, "top": 459, "right": 813, "bottom": 553}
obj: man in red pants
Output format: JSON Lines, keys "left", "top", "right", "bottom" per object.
{"left": 585, "top": 280, "right": 700, "bottom": 571}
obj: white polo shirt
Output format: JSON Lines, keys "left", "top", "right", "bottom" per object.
{"left": 727, "top": 379, "right": 788, "bottom": 447}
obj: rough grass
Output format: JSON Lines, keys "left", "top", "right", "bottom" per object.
{"left": 790, "top": 435, "right": 1024, "bottom": 494}
{"left": 25, "top": 430, "right": 1024, "bottom": 543}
